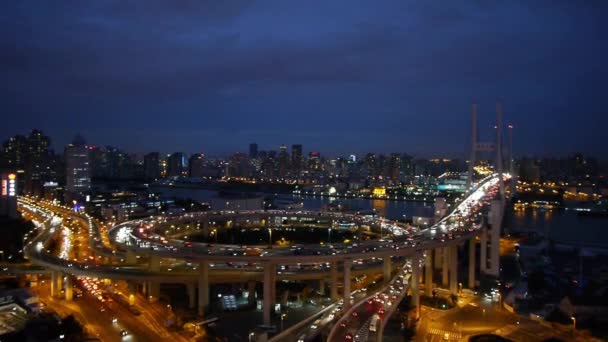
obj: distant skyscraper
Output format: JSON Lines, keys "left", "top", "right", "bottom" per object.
{"left": 278, "top": 145, "right": 289, "bottom": 177}
{"left": 1, "top": 135, "right": 27, "bottom": 171}
{"left": 24, "top": 129, "right": 51, "bottom": 194}
{"left": 291, "top": 144, "right": 302, "bottom": 174}
{"left": 249, "top": 143, "right": 258, "bottom": 159}
{"left": 189, "top": 153, "right": 205, "bottom": 178}
{"left": 167, "top": 152, "right": 185, "bottom": 177}
{"left": 144, "top": 152, "right": 160, "bottom": 180}
{"left": 65, "top": 136, "right": 90, "bottom": 194}
{"left": 308, "top": 151, "right": 321, "bottom": 171}
{"left": 389, "top": 153, "right": 401, "bottom": 181}
{"left": 226, "top": 153, "right": 252, "bottom": 178}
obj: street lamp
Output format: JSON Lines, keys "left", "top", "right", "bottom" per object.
{"left": 571, "top": 316, "right": 576, "bottom": 336}
{"left": 268, "top": 228, "right": 273, "bottom": 248}
{"left": 248, "top": 332, "right": 255, "bottom": 342}
{"left": 281, "top": 313, "right": 287, "bottom": 331}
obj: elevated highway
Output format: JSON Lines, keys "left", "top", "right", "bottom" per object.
{"left": 15, "top": 173, "right": 508, "bottom": 331}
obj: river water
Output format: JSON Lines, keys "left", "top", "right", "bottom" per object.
{"left": 154, "top": 186, "right": 607, "bottom": 248}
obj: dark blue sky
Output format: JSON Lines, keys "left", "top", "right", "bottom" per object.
{"left": 1, "top": 1, "right": 606, "bottom": 157}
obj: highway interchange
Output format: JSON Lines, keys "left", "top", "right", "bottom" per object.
{"left": 14, "top": 173, "right": 506, "bottom": 341}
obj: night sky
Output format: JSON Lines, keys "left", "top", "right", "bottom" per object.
{"left": 1, "top": 1, "right": 607, "bottom": 157}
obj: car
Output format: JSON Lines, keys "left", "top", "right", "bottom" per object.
{"left": 339, "top": 320, "right": 348, "bottom": 328}
{"left": 351, "top": 311, "right": 358, "bottom": 317}
{"left": 344, "top": 333, "right": 353, "bottom": 341}
{"left": 120, "top": 330, "right": 128, "bottom": 337}
{"left": 111, "top": 317, "right": 118, "bottom": 323}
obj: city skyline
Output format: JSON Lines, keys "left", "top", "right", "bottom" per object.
{"left": 2, "top": 1, "right": 607, "bottom": 157}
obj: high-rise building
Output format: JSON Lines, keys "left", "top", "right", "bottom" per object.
{"left": 88, "top": 146, "right": 106, "bottom": 178}
{"left": 189, "top": 153, "right": 205, "bottom": 178}
{"left": 226, "top": 153, "right": 252, "bottom": 178}
{"left": 308, "top": 152, "right": 321, "bottom": 171}
{"left": 278, "top": 145, "right": 289, "bottom": 177}
{"left": 24, "top": 130, "right": 51, "bottom": 194}
{"left": 291, "top": 144, "right": 302, "bottom": 174}
{"left": 363, "top": 153, "right": 377, "bottom": 177}
{"left": 144, "top": 152, "right": 160, "bottom": 180}
{"left": 249, "top": 143, "right": 258, "bottom": 159}
{"left": 65, "top": 136, "right": 90, "bottom": 194}
{"left": 389, "top": 153, "right": 401, "bottom": 181}
{"left": 401, "top": 153, "right": 413, "bottom": 178}
{"left": 167, "top": 152, "right": 185, "bottom": 177}
{"left": 1, "top": 135, "right": 28, "bottom": 170}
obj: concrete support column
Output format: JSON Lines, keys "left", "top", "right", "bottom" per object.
{"left": 425, "top": 250, "right": 433, "bottom": 296}
{"left": 442, "top": 247, "right": 449, "bottom": 287}
{"left": 319, "top": 279, "right": 325, "bottom": 295}
{"left": 343, "top": 259, "right": 352, "bottom": 310}
{"left": 148, "top": 255, "right": 161, "bottom": 272}
{"left": 198, "top": 261, "right": 209, "bottom": 316}
{"left": 248, "top": 281, "right": 256, "bottom": 305}
{"left": 383, "top": 257, "right": 392, "bottom": 283}
{"left": 50, "top": 272, "right": 57, "bottom": 297}
{"left": 202, "top": 220, "right": 210, "bottom": 237}
{"left": 434, "top": 248, "right": 442, "bottom": 270}
{"left": 330, "top": 261, "right": 339, "bottom": 301}
{"left": 488, "top": 200, "right": 502, "bottom": 277}
{"left": 412, "top": 252, "right": 421, "bottom": 319}
{"left": 148, "top": 282, "right": 160, "bottom": 302}
{"left": 64, "top": 274, "right": 73, "bottom": 301}
{"left": 126, "top": 250, "right": 137, "bottom": 264}
{"left": 56, "top": 272, "right": 63, "bottom": 296}
{"left": 263, "top": 262, "right": 275, "bottom": 325}
{"left": 127, "top": 282, "right": 137, "bottom": 306}
{"left": 480, "top": 228, "right": 488, "bottom": 274}
{"left": 187, "top": 282, "right": 196, "bottom": 309}
{"left": 468, "top": 239, "right": 476, "bottom": 289}
{"left": 449, "top": 245, "right": 458, "bottom": 294}
{"left": 269, "top": 264, "right": 277, "bottom": 309}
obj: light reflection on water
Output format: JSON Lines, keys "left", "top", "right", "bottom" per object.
{"left": 505, "top": 206, "right": 607, "bottom": 247}
{"left": 153, "top": 185, "right": 606, "bottom": 247}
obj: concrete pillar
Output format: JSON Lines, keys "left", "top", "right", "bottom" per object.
{"left": 412, "top": 252, "right": 421, "bottom": 319}
{"left": 330, "top": 261, "right": 339, "bottom": 301}
{"left": 127, "top": 282, "right": 137, "bottom": 306}
{"left": 343, "top": 259, "right": 352, "bottom": 310}
{"left": 442, "top": 247, "right": 449, "bottom": 287}
{"left": 56, "top": 272, "right": 63, "bottom": 296}
{"left": 487, "top": 200, "right": 502, "bottom": 277}
{"left": 50, "top": 272, "right": 57, "bottom": 297}
{"left": 126, "top": 250, "right": 137, "bottom": 264}
{"left": 383, "top": 257, "right": 392, "bottom": 283}
{"left": 425, "top": 250, "right": 433, "bottom": 297}
{"left": 248, "top": 281, "right": 256, "bottom": 305}
{"left": 202, "top": 219, "right": 210, "bottom": 237}
{"left": 148, "top": 255, "right": 161, "bottom": 272}
{"left": 468, "top": 239, "right": 476, "bottom": 289}
{"left": 148, "top": 282, "right": 160, "bottom": 302}
{"left": 480, "top": 228, "right": 488, "bottom": 274}
{"left": 434, "top": 248, "right": 442, "bottom": 270}
{"left": 269, "top": 264, "right": 276, "bottom": 309}
{"left": 187, "top": 283, "right": 196, "bottom": 309}
{"left": 449, "top": 245, "right": 458, "bottom": 294}
{"left": 263, "top": 262, "right": 275, "bottom": 325}
{"left": 64, "top": 274, "right": 73, "bottom": 301}
{"left": 198, "top": 261, "right": 209, "bottom": 316}
{"left": 319, "top": 279, "right": 326, "bottom": 295}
